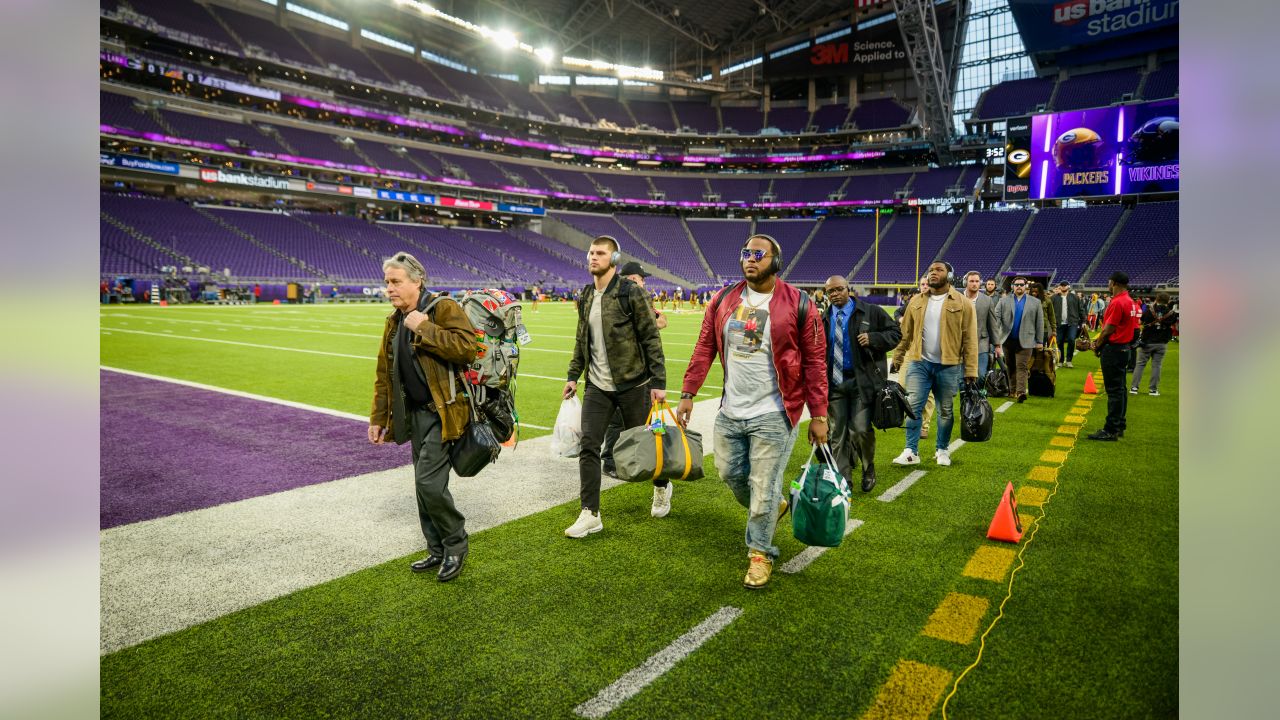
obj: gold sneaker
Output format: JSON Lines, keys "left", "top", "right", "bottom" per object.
{"left": 744, "top": 550, "right": 773, "bottom": 589}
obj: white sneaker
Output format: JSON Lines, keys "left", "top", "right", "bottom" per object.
{"left": 1129, "top": 387, "right": 1139, "bottom": 395}
{"left": 935, "top": 449, "right": 952, "bottom": 467}
{"left": 564, "top": 509, "right": 603, "bottom": 538}
{"left": 1149, "top": 390, "right": 1160, "bottom": 397}
{"left": 651, "top": 482, "right": 673, "bottom": 518}
{"left": 892, "top": 449, "right": 921, "bottom": 466}
{"left": 1066, "top": 361, "right": 1074, "bottom": 368}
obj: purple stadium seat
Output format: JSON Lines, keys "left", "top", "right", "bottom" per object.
{"left": 157, "top": 109, "right": 290, "bottom": 155}
{"left": 767, "top": 107, "right": 812, "bottom": 133}
{"left": 100, "top": 91, "right": 167, "bottom": 134}
{"left": 124, "top": 0, "right": 240, "bottom": 50}
{"left": 615, "top": 214, "right": 711, "bottom": 282}
{"left": 1052, "top": 68, "right": 1141, "bottom": 111}
{"left": 366, "top": 46, "right": 459, "bottom": 101}
{"left": 811, "top": 104, "right": 851, "bottom": 132}
{"left": 293, "top": 27, "right": 393, "bottom": 84}
{"left": 1008, "top": 205, "right": 1125, "bottom": 284}
{"left": 850, "top": 98, "right": 911, "bottom": 130}
{"left": 537, "top": 92, "right": 594, "bottom": 124}
{"left": 907, "top": 167, "right": 970, "bottom": 199}
{"left": 210, "top": 6, "right": 319, "bottom": 67}
{"left": 580, "top": 95, "right": 635, "bottom": 128}
{"left": 672, "top": 101, "right": 720, "bottom": 134}
{"left": 1142, "top": 64, "right": 1179, "bottom": 100}
{"left": 974, "top": 76, "right": 1055, "bottom": 120}
{"left": 785, "top": 216, "right": 879, "bottom": 283}
{"left": 719, "top": 105, "right": 764, "bottom": 134}
{"left": 685, "top": 219, "right": 753, "bottom": 280}
{"left": 770, "top": 176, "right": 848, "bottom": 203}
{"left": 944, "top": 210, "right": 1031, "bottom": 282}
{"left": 1086, "top": 201, "right": 1178, "bottom": 286}
{"left": 842, "top": 172, "right": 913, "bottom": 201}
{"left": 650, "top": 176, "right": 710, "bottom": 202}
{"left": 628, "top": 100, "right": 678, "bottom": 132}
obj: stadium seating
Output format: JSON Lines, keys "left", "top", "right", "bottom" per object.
{"left": 708, "top": 178, "right": 772, "bottom": 204}
{"left": 157, "top": 108, "right": 291, "bottom": 155}
{"left": 550, "top": 212, "right": 661, "bottom": 267}
{"left": 123, "top": 0, "right": 240, "bottom": 51}
{"left": 973, "top": 76, "right": 1055, "bottom": 120}
{"left": 538, "top": 92, "right": 595, "bottom": 125}
{"left": 685, "top": 219, "right": 753, "bottom": 280}
{"left": 365, "top": 46, "right": 459, "bottom": 101}
{"left": 1052, "top": 68, "right": 1142, "bottom": 111}
{"left": 580, "top": 95, "right": 635, "bottom": 128}
{"left": 852, "top": 212, "right": 960, "bottom": 284}
{"left": 591, "top": 172, "right": 654, "bottom": 199}
{"left": 907, "top": 166, "right": 970, "bottom": 199}
{"left": 767, "top": 107, "right": 812, "bottom": 133}
{"left": 843, "top": 172, "right": 913, "bottom": 201}
{"left": 628, "top": 100, "right": 679, "bottom": 132}
{"left": 671, "top": 102, "right": 720, "bottom": 134}
{"left": 719, "top": 105, "right": 764, "bottom": 135}
{"left": 267, "top": 123, "right": 370, "bottom": 167}
{"left": 100, "top": 91, "right": 168, "bottom": 134}
{"left": 101, "top": 194, "right": 302, "bottom": 278}
{"left": 943, "top": 210, "right": 1031, "bottom": 282}
{"left": 850, "top": 98, "right": 911, "bottom": 129}
{"left": 292, "top": 26, "right": 393, "bottom": 84}
{"left": 785, "top": 216, "right": 879, "bottom": 283}
{"left": 770, "top": 175, "right": 848, "bottom": 203}
{"left": 209, "top": 5, "right": 319, "bottom": 67}
{"left": 650, "top": 176, "right": 710, "bottom": 203}
{"left": 811, "top": 104, "right": 852, "bottom": 132}
{"left": 203, "top": 207, "right": 375, "bottom": 280}
{"left": 614, "top": 214, "right": 711, "bottom": 282}
{"left": 754, "top": 219, "right": 819, "bottom": 265}
{"left": 1007, "top": 205, "right": 1126, "bottom": 284}
{"left": 1086, "top": 201, "right": 1179, "bottom": 285}
{"left": 1142, "top": 64, "right": 1179, "bottom": 100}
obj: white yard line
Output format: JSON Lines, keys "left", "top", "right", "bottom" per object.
{"left": 877, "top": 470, "right": 928, "bottom": 503}
{"left": 572, "top": 606, "right": 744, "bottom": 719}
{"left": 779, "top": 519, "right": 865, "bottom": 574}
{"left": 996, "top": 401, "right": 1014, "bottom": 413}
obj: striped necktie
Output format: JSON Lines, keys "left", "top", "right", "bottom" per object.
{"left": 833, "top": 308, "right": 844, "bottom": 385}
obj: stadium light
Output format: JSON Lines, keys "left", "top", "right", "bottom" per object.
{"left": 492, "top": 30, "right": 518, "bottom": 50}
{"left": 535, "top": 46, "right": 556, "bottom": 64}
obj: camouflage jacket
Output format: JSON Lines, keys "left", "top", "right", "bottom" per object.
{"left": 567, "top": 274, "right": 666, "bottom": 392}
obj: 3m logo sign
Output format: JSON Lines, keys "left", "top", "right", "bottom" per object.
{"left": 810, "top": 43, "right": 848, "bottom": 65}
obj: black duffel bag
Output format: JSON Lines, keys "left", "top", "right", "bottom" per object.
{"left": 448, "top": 377, "right": 502, "bottom": 477}
{"left": 985, "top": 352, "right": 1010, "bottom": 398}
{"left": 871, "top": 349, "right": 917, "bottom": 430}
{"left": 959, "top": 380, "right": 994, "bottom": 442}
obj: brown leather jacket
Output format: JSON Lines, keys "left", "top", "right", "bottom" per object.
{"left": 370, "top": 294, "right": 478, "bottom": 443}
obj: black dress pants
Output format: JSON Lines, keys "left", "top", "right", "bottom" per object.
{"left": 1099, "top": 344, "right": 1130, "bottom": 434}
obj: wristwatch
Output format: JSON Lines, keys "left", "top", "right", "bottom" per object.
{"left": 810, "top": 416, "right": 828, "bottom": 424}
{"left": 680, "top": 392, "right": 695, "bottom": 400}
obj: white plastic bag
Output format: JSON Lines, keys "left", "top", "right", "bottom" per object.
{"left": 550, "top": 397, "right": 583, "bottom": 458}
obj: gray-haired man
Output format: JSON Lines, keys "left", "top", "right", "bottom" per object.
{"left": 369, "top": 252, "right": 478, "bottom": 582}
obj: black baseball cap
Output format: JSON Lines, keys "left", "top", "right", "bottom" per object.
{"left": 618, "top": 261, "right": 650, "bottom": 277}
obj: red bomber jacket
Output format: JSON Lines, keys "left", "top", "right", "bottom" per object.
{"left": 681, "top": 279, "right": 828, "bottom": 428}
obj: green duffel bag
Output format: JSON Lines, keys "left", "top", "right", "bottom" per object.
{"left": 789, "top": 444, "right": 852, "bottom": 548}
{"left": 614, "top": 402, "right": 705, "bottom": 482}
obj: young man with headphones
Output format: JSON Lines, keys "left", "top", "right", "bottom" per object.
{"left": 676, "top": 234, "right": 828, "bottom": 589}
{"left": 889, "top": 260, "right": 981, "bottom": 467}
{"left": 563, "top": 235, "right": 668, "bottom": 538}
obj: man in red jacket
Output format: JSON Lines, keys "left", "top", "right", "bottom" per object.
{"left": 676, "top": 234, "right": 828, "bottom": 589}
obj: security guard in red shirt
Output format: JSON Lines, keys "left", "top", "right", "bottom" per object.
{"left": 1089, "top": 271, "right": 1142, "bottom": 440}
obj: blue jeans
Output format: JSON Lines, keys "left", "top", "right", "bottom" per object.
{"left": 1057, "top": 324, "right": 1080, "bottom": 363}
{"left": 713, "top": 411, "right": 799, "bottom": 561}
{"left": 904, "top": 361, "right": 962, "bottom": 454}
{"left": 977, "top": 349, "right": 991, "bottom": 381}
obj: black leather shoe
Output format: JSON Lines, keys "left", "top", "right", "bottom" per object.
{"left": 410, "top": 555, "right": 443, "bottom": 573}
{"left": 437, "top": 555, "right": 464, "bottom": 582}
{"left": 1086, "top": 429, "right": 1119, "bottom": 441}
{"left": 602, "top": 465, "right": 618, "bottom": 479}
{"left": 861, "top": 470, "right": 877, "bottom": 493}
{"left": 1017, "top": 393, "right": 1027, "bottom": 403}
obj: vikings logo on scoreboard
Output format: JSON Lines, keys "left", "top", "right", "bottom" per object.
{"left": 1028, "top": 99, "right": 1178, "bottom": 199}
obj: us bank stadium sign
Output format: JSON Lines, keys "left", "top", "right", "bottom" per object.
{"left": 198, "top": 168, "right": 290, "bottom": 190}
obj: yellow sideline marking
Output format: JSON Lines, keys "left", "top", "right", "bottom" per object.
{"left": 1073, "top": 401, "right": 1093, "bottom": 410}
{"left": 1039, "top": 449, "right": 1068, "bottom": 463}
{"left": 1016, "top": 486, "right": 1048, "bottom": 507}
{"left": 860, "top": 660, "right": 953, "bottom": 720}
{"left": 1063, "top": 415, "right": 1086, "bottom": 424}
{"left": 922, "top": 593, "right": 990, "bottom": 645}
{"left": 1057, "top": 425, "right": 1079, "bottom": 435}
{"left": 1026, "top": 466, "right": 1059, "bottom": 483}
{"left": 1018, "top": 513, "right": 1037, "bottom": 531}
{"left": 962, "top": 547, "right": 1017, "bottom": 583}
{"left": 1049, "top": 435, "right": 1076, "bottom": 448}
{"left": 1076, "top": 394, "right": 1096, "bottom": 402}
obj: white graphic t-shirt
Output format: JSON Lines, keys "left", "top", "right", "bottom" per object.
{"left": 722, "top": 287, "right": 785, "bottom": 420}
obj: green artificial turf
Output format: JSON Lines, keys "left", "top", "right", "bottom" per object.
{"left": 99, "top": 304, "right": 1178, "bottom": 718}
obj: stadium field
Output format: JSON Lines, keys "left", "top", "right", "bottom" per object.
{"left": 99, "top": 300, "right": 1177, "bottom": 718}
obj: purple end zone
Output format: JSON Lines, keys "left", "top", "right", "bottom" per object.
{"left": 101, "top": 371, "right": 406, "bottom": 529}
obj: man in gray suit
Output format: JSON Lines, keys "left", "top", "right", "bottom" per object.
{"left": 962, "top": 271, "right": 1002, "bottom": 381}
{"left": 997, "top": 276, "right": 1044, "bottom": 402}
{"left": 1053, "top": 281, "right": 1087, "bottom": 368}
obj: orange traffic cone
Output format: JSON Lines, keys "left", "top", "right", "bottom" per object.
{"left": 1083, "top": 372, "right": 1098, "bottom": 394}
{"left": 986, "top": 482, "right": 1024, "bottom": 543}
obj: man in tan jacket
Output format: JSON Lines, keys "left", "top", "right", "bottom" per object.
{"left": 369, "top": 252, "right": 478, "bottom": 582}
{"left": 890, "top": 260, "right": 980, "bottom": 467}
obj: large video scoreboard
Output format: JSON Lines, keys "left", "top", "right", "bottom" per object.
{"left": 1005, "top": 98, "right": 1178, "bottom": 200}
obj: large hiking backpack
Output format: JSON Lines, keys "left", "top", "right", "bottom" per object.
{"left": 428, "top": 289, "right": 530, "bottom": 444}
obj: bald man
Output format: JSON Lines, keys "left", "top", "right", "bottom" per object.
{"left": 821, "top": 276, "right": 901, "bottom": 491}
